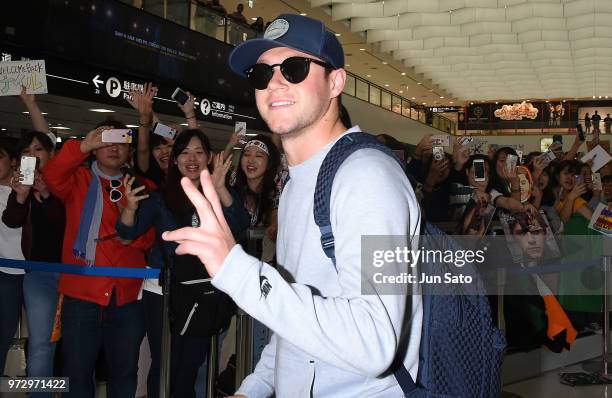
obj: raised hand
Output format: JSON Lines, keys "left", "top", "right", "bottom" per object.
{"left": 569, "top": 182, "right": 587, "bottom": 199}
{"left": 80, "top": 126, "right": 114, "bottom": 153}
{"left": 162, "top": 171, "right": 236, "bottom": 278}
{"left": 129, "top": 82, "right": 157, "bottom": 124}
{"left": 123, "top": 176, "right": 149, "bottom": 211}
{"left": 32, "top": 171, "right": 50, "bottom": 199}
{"left": 414, "top": 134, "right": 433, "bottom": 160}
{"left": 211, "top": 153, "right": 232, "bottom": 191}
{"left": 179, "top": 91, "right": 196, "bottom": 117}
{"left": 10, "top": 170, "right": 32, "bottom": 204}
{"left": 19, "top": 85, "right": 36, "bottom": 107}
{"left": 452, "top": 138, "right": 470, "bottom": 170}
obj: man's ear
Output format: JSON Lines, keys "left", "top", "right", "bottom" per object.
{"left": 329, "top": 68, "right": 346, "bottom": 100}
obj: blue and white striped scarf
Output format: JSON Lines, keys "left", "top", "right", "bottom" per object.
{"left": 72, "top": 161, "right": 123, "bottom": 265}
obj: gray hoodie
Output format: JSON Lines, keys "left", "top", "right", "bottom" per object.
{"left": 212, "top": 128, "right": 423, "bottom": 397}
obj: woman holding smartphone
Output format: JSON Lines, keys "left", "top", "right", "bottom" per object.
{"left": 2, "top": 131, "right": 65, "bottom": 394}
{"left": 116, "top": 129, "right": 249, "bottom": 398}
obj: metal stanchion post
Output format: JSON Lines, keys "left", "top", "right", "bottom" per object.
{"left": 159, "top": 266, "right": 172, "bottom": 398}
{"left": 498, "top": 266, "right": 523, "bottom": 398}
{"left": 583, "top": 237, "right": 612, "bottom": 375}
{"left": 234, "top": 309, "right": 253, "bottom": 387}
{"left": 207, "top": 334, "right": 218, "bottom": 398}
{"left": 233, "top": 229, "right": 266, "bottom": 388}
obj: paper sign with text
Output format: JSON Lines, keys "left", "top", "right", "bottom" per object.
{"left": 0, "top": 60, "right": 48, "bottom": 96}
{"left": 581, "top": 145, "right": 612, "bottom": 173}
{"left": 589, "top": 203, "right": 612, "bottom": 236}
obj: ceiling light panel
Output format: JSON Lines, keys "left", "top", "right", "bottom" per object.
{"left": 329, "top": 0, "right": 612, "bottom": 100}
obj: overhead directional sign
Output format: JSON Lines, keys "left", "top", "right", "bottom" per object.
{"left": 92, "top": 75, "right": 103, "bottom": 89}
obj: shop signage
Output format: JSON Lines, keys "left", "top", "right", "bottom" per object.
{"left": 494, "top": 101, "right": 539, "bottom": 120}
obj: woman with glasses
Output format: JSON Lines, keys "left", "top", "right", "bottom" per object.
{"left": 116, "top": 129, "right": 249, "bottom": 398}
{"left": 2, "top": 131, "right": 64, "bottom": 394}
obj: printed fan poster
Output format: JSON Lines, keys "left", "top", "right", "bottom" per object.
{"left": 589, "top": 203, "right": 612, "bottom": 236}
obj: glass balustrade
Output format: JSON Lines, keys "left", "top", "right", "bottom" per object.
{"left": 120, "top": 0, "right": 458, "bottom": 134}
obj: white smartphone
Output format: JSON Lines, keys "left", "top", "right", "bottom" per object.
{"left": 473, "top": 159, "right": 486, "bottom": 182}
{"left": 431, "top": 135, "right": 450, "bottom": 147}
{"left": 592, "top": 173, "right": 602, "bottom": 191}
{"left": 505, "top": 154, "right": 518, "bottom": 173}
{"left": 235, "top": 121, "right": 247, "bottom": 144}
{"left": 102, "top": 129, "right": 133, "bottom": 144}
{"left": 171, "top": 87, "right": 189, "bottom": 106}
{"left": 20, "top": 156, "right": 37, "bottom": 185}
{"left": 516, "top": 150, "right": 523, "bottom": 164}
{"left": 539, "top": 149, "right": 556, "bottom": 166}
{"left": 152, "top": 122, "right": 177, "bottom": 140}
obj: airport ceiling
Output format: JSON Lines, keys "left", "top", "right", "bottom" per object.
{"left": 231, "top": 0, "right": 612, "bottom": 104}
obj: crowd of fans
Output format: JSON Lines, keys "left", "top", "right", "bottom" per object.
{"left": 195, "top": 0, "right": 267, "bottom": 43}
{"left": 1, "top": 82, "right": 611, "bottom": 396}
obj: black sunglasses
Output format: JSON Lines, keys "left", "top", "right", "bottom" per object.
{"left": 244, "top": 56, "right": 333, "bottom": 90}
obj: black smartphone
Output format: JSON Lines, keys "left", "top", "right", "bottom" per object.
{"left": 576, "top": 124, "right": 585, "bottom": 141}
{"left": 552, "top": 134, "right": 563, "bottom": 145}
{"left": 171, "top": 87, "right": 189, "bottom": 106}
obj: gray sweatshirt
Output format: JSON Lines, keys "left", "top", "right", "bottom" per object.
{"left": 212, "top": 128, "right": 423, "bottom": 397}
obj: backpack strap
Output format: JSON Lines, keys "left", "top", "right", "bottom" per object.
{"left": 314, "top": 132, "right": 402, "bottom": 268}
{"left": 313, "top": 131, "right": 416, "bottom": 394}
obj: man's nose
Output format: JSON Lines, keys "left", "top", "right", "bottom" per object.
{"left": 266, "top": 66, "right": 288, "bottom": 90}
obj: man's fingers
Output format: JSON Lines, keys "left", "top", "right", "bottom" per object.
{"left": 199, "top": 170, "right": 226, "bottom": 226}
{"left": 162, "top": 226, "right": 201, "bottom": 243}
{"left": 175, "top": 241, "right": 210, "bottom": 258}
{"left": 181, "top": 176, "right": 215, "bottom": 226}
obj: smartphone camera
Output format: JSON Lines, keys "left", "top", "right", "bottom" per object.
{"left": 171, "top": 87, "right": 189, "bottom": 106}
{"left": 433, "top": 146, "right": 444, "bottom": 161}
{"left": 576, "top": 124, "right": 585, "bottom": 141}
{"left": 474, "top": 159, "right": 486, "bottom": 182}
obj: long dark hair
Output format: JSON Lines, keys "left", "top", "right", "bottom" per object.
{"left": 233, "top": 134, "right": 280, "bottom": 226}
{"left": 490, "top": 147, "right": 518, "bottom": 196}
{"left": 539, "top": 165, "right": 556, "bottom": 207}
{"left": 163, "top": 129, "right": 211, "bottom": 221}
{"left": 17, "top": 131, "right": 54, "bottom": 154}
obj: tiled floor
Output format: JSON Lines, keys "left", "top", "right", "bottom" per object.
{"left": 504, "top": 363, "right": 612, "bottom": 398}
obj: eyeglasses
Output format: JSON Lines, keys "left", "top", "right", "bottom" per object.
{"left": 108, "top": 179, "right": 122, "bottom": 203}
{"left": 244, "top": 56, "right": 333, "bottom": 90}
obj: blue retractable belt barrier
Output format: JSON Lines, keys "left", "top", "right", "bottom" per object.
{"left": 0, "top": 258, "right": 160, "bottom": 279}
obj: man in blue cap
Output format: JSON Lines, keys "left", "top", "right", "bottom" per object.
{"left": 163, "top": 14, "right": 422, "bottom": 397}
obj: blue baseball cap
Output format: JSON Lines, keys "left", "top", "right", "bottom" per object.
{"left": 229, "top": 14, "right": 344, "bottom": 77}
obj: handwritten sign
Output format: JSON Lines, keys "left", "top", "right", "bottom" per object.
{"left": 0, "top": 60, "right": 48, "bottom": 96}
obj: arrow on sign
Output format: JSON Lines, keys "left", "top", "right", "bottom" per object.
{"left": 92, "top": 75, "right": 103, "bottom": 88}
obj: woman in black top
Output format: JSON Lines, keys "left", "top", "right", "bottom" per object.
{"left": 2, "top": 131, "right": 65, "bottom": 386}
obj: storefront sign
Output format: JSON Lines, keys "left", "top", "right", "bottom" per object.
{"left": 494, "top": 101, "right": 539, "bottom": 120}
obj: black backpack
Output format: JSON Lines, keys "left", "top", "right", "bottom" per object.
{"left": 169, "top": 253, "right": 236, "bottom": 338}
